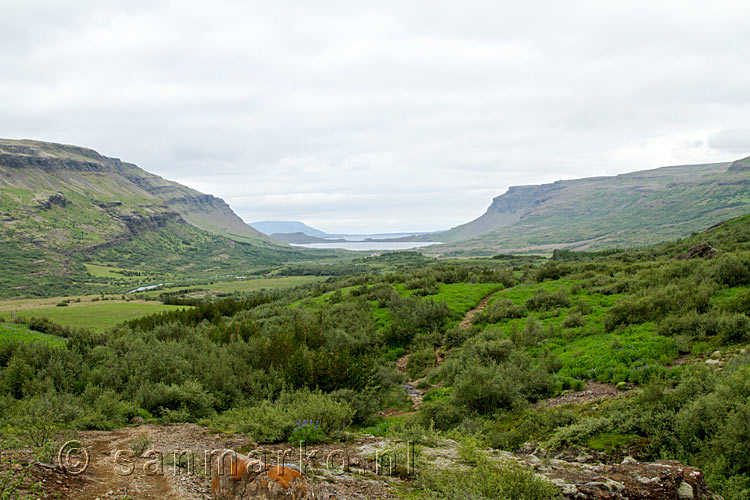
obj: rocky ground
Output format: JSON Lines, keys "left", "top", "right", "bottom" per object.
{"left": 8, "top": 419, "right": 723, "bottom": 499}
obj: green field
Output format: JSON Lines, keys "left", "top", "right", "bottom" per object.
{"left": 0, "top": 302, "right": 189, "bottom": 330}
{"left": 0, "top": 322, "right": 66, "bottom": 347}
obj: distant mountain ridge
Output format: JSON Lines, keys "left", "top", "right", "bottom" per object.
{"left": 250, "top": 220, "right": 329, "bottom": 238}
{"left": 270, "top": 232, "right": 347, "bottom": 244}
{"left": 432, "top": 157, "right": 750, "bottom": 254}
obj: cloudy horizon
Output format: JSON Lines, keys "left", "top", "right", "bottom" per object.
{"left": 2, "top": 1, "right": 749, "bottom": 233}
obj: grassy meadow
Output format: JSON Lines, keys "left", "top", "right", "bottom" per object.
{"left": 0, "top": 301, "right": 187, "bottom": 330}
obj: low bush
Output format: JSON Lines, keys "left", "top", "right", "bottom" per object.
{"left": 562, "top": 311, "right": 585, "bottom": 328}
{"left": 452, "top": 364, "right": 523, "bottom": 414}
{"left": 525, "top": 288, "right": 571, "bottom": 311}
{"left": 418, "top": 457, "right": 560, "bottom": 500}
{"left": 210, "top": 390, "right": 354, "bottom": 443}
{"left": 710, "top": 254, "right": 750, "bottom": 287}
{"left": 509, "top": 317, "right": 549, "bottom": 347}
{"left": 407, "top": 347, "right": 436, "bottom": 380}
{"left": 418, "top": 399, "right": 464, "bottom": 430}
{"left": 480, "top": 298, "right": 526, "bottom": 323}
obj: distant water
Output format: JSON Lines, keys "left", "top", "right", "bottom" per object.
{"left": 290, "top": 241, "right": 439, "bottom": 251}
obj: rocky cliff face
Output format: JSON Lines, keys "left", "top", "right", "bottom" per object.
{"left": 0, "top": 138, "right": 274, "bottom": 247}
{"left": 486, "top": 182, "right": 566, "bottom": 215}
{"left": 728, "top": 156, "right": 750, "bottom": 172}
{"left": 434, "top": 158, "right": 749, "bottom": 252}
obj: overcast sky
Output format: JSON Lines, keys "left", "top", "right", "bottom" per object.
{"left": 2, "top": 1, "right": 749, "bottom": 233}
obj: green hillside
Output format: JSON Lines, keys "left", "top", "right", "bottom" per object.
{"left": 0, "top": 139, "right": 322, "bottom": 297}
{"left": 3, "top": 215, "right": 749, "bottom": 499}
{"left": 433, "top": 158, "right": 750, "bottom": 254}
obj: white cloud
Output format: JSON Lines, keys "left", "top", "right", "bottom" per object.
{"left": 1, "top": 0, "right": 749, "bottom": 233}
{"left": 708, "top": 128, "right": 750, "bottom": 155}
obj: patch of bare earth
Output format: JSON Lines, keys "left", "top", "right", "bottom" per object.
{"left": 459, "top": 289, "right": 501, "bottom": 329}
{"left": 34, "top": 424, "right": 253, "bottom": 500}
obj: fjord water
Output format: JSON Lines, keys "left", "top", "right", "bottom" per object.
{"left": 290, "top": 241, "right": 440, "bottom": 250}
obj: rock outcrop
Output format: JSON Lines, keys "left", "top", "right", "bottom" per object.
{"left": 36, "top": 192, "right": 71, "bottom": 210}
{"left": 212, "top": 454, "right": 315, "bottom": 500}
{"left": 675, "top": 243, "right": 718, "bottom": 260}
{"left": 520, "top": 455, "right": 721, "bottom": 500}
{"left": 728, "top": 156, "right": 750, "bottom": 172}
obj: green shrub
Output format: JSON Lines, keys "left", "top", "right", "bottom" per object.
{"left": 725, "top": 289, "right": 750, "bottom": 314}
{"left": 546, "top": 417, "right": 609, "bottom": 450}
{"left": 407, "top": 347, "right": 436, "bottom": 380}
{"left": 710, "top": 254, "right": 750, "bottom": 287}
{"left": 76, "top": 386, "right": 137, "bottom": 430}
{"left": 533, "top": 261, "right": 573, "bottom": 282}
{"left": 574, "top": 300, "right": 593, "bottom": 315}
{"left": 290, "top": 419, "right": 326, "bottom": 444}
{"left": 423, "top": 386, "right": 453, "bottom": 403}
{"left": 510, "top": 317, "right": 548, "bottom": 347}
{"left": 130, "top": 433, "right": 152, "bottom": 457}
{"left": 279, "top": 390, "right": 355, "bottom": 436}
{"left": 605, "top": 283, "right": 713, "bottom": 331}
{"left": 418, "top": 457, "right": 560, "bottom": 500}
{"left": 330, "top": 388, "right": 380, "bottom": 425}
{"left": 444, "top": 325, "right": 471, "bottom": 348}
{"left": 717, "top": 313, "right": 750, "bottom": 345}
{"left": 231, "top": 402, "right": 292, "bottom": 443}
{"left": 657, "top": 311, "right": 718, "bottom": 338}
{"left": 465, "top": 338, "right": 514, "bottom": 365}
{"left": 562, "top": 311, "right": 585, "bottom": 328}
{"left": 525, "top": 288, "right": 571, "bottom": 311}
{"left": 453, "top": 364, "right": 522, "bottom": 414}
{"left": 418, "top": 399, "right": 464, "bottom": 430}
{"left": 480, "top": 298, "right": 526, "bottom": 323}
{"left": 135, "top": 381, "right": 214, "bottom": 422}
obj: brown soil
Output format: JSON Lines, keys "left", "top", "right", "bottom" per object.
{"left": 18, "top": 424, "right": 254, "bottom": 500}
{"left": 459, "top": 289, "right": 501, "bottom": 329}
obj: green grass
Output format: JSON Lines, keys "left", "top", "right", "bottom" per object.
{"left": 84, "top": 263, "right": 135, "bottom": 278}
{"left": 429, "top": 283, "right": 504, "bottom": 322}
{"left": 479, "top": 278, "right": 677, "bottom": 385}
{"left": 712, "top": 286, "right": 748, "bottom": 305}
{"left": 0, "top": 302, "right": 189, "bottom": 330}
{"left": 0, "top": 322, "right": 66, "bottom": 347}
{"left": 585, "top": 432, "right": 642, "bottom": 453}
{"left": 546, "top": 323, "right": 678, "bottom": 384}
{"left": 139, "top": 276, "right": 328, "bottom": 297}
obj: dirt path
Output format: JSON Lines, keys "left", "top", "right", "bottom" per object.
{"left": 54, "top": 424, "right": 253, "bottom": 500}
{"left": 459, "top": 289, "right": 502, "bottom": 329}
{"left": 393, "top": 290, "right": 504, "bottom": 412}
{"left": 75, "top": 427, "right": 180, "bottom": 500}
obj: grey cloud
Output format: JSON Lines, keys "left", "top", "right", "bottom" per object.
{"left": 1, "top": 1, "right": 749, "bottom": 233}
{"left": 708, "top": 129, "right": 750, "bottom": 155}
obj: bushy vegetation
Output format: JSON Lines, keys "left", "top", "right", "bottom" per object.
{"left": 2, "top": 215, "right": 750, "bottom": 499}
{"left": 416, "top": 454, "right": 560, "bottom": 500}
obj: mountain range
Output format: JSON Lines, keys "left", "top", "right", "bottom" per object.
{"left": 428, "top": 157, "right": 750, "bottom": 254}
{"left": 249, "top": 220, "right": 329, "bottom": 238}
{"left": 0, "top": 139, "right": 315, "bottom": 296}
{"left": 1, "top": 138, "right": 749, "bottom": 297}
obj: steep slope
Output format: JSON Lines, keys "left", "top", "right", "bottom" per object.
{"left": 0, "top": 139, "right": 309, "bottom": 297}
{"left": 435, "top": 158, "right": 750, "bottom": 253}
{"left": 0, "top": 139, "right": 273, "bottom": 246}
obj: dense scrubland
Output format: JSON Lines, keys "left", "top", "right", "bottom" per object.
{"left": 2, "top": 216, "right": 750, "bottom": 499}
